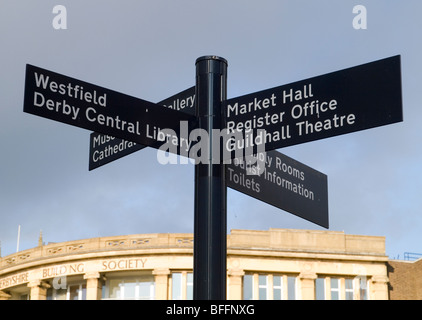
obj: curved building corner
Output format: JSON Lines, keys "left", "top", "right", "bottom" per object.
{"left": 0, "top": 228, "right": 396, "bottom": 300}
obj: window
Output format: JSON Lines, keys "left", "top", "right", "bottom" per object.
{"left": 358, "top": 277, "right": 368, "bottom": 300}
{"left": 243, "top": 274, "right": 253, "bottom": 300}
{"left": 287, "top": 276, "right": 296, "bottom": 300}
{"left": 104, "top": 276, "right": 155, "bottom": 300}
{"left": 258, "top": 275, "right": 268, "bottom": 300}
{"left": 172, "top": 273, "right": 182, "bottom": 300}
{"left": 20, "top": 293, "right": 30, "bottom": 300}
{"left": 330, "top": 278, "right": 340, "bottom": 300}
{"left": 186, "top": 273, "right": 193, "bottom": 300}
{"left": 345, "top": 279, "right": 354, "bottom": 300}
{"left": 171, "top": 272, "right": 193, "bottom": 300}
{"left": 47, "top": 283, "right": 86, "bottom": 300}
{"left": 243, "top": 273, "right": 297, "bottom": 300}
{"left": 315, "top": 277, "right": 325, "bottom": 300}
{"left": 273, "top": 275, "right": 283, "bottom": 300}
{"left": 315, "top": 276, "right": 369, "bottom": 300}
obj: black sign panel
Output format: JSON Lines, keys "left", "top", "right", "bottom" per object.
{"left": 89, "top": 132, "right": 146, "bottom": 170}
{"left": 224, "top": 55, "right": 403, "bottom": 156}
{"left": 159, "top": 86, "right": 196, "bottom": 116}
{"left": 89, "top": 87, "right": 195, "bottom": 170}
{"left": 23, "top": 65, "right": 196, "bottom": 154}
{"left": 226, "top": 150, "right": 328, "bottom": 228}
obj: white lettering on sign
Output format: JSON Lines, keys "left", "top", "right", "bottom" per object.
{"left": 291, "top": 99, "right": 338, "bottom": 119}
{"left": 34, "top": 91, "right": 80, "bottom": 120}
{"left": 226, "top": 94, "right": 278, "bottom": 133}
{"left": 227, "top": 94, "right": 277, "bottom": 117}
{"left": 227, "top": 152, "right": 315, "bottom": 201}
{"left": 93, "top": 134, "right": 115, "bottom": 148}
{"left": 92, "top": 139, "right": 137, "bottom": 163}
{"left": 85, "top": 107, "right": 141, "bottom": 134}
{"left": 34, "top": 72, "right": 106, "bottom": 106}
{"left": 162, "top": 95, "right": 195, "bottom": 112}
{"left": 296, "top": 113, "right": 356, "bottom": 136}
{"left": 225, "top": 82, "right": 357, "bottom": 151}
{"left": 282, "top": 84, "right": 314, "bottom": 103}
{"left": 30, "top": 70, "right": 151, "bottom": 139}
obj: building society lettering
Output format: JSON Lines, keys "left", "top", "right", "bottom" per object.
{"left": 42, "top": 263, "right": 85, "bottom": 278}
{"left": 101, "top": 258, "right": 147, "bottom": 271}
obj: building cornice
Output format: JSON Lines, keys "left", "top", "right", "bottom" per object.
{"left": 1, "top": 228, "right": 387, "bottom": 276}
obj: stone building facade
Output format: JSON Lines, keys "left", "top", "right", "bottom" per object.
{"left": 0, "top": 228, "right": 394, "bottom": 300}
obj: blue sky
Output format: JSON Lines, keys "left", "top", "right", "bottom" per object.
{"left": 1, "top": 1, "right": 421, "bottom": 259}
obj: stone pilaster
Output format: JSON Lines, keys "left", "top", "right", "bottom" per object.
{"left": 28, "top": 280, "right": 51, "bottom": 300}
{"left": 153, "top": 268, "right": 171, "bottom": 300}
{"left": 227, "top": 269, "right": 244, "bottom": 300}
{"left": 299, "top": 272, "right": 317, "bottom": 300}
{"left": 84, "top": 272, "right": 102, "bottom": 300}
{"left": 371, "top": 275, "right": 389, "bottom": 300}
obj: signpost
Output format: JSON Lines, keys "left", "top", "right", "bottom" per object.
{"left": 23, "top": 64, "right": 196, "bottom": 156}
{"left": 88, "top": 87, "right": 195, "bottom": 170}
{"left": 226, "top": 150, "right": 328, "bottom": 228}
{"left": 23, "top": 55, "right": 403, "bottom": 300}
{"left": 223, "top": 55, "right": 403, "bottom": 157}
{"left": 193, "top": 56, "right": 228, "bottom": 300}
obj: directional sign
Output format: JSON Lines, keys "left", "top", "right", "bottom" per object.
{"left": 89, "top": 124, "right": 329, "bottom": 228}
{"left": 159, "top": 86, "right": 196, "bottom": 116}
{"left": 89, "top": 87, "right": 195, "bottom": 170}
{"left": 223, "top": 55, "right": 403, "bottom": 157}
{"left": 226, "top": 150, "right": 328, "bottom": 228}
{"left": 89, "top": 132, "right": 145, "bottom": 170}
{"left": 23, "top": 55, "right": 405, "bottom": 300}
{"left": 23, "top": 65, "right": 196, "bottom": 154}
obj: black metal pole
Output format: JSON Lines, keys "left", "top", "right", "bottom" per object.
{"left": 193, "top": 56, "right": 228, "bottom": 300}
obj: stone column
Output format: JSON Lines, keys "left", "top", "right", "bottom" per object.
{"left": 28, "top": 280, "right": 51, "bottom": 300}
{"left": 299, "top": 272, "right": 317, "bottom": 300}
{"left": 371, "top": 275, "right": 389, "bottom": 300}
{"left": 227, "top": 269, "right": 244, "bottom": 300}
{"left": 84, "top": 272, "right": 102, "bottom": 300}
{"left": 153, "top": 268, "right": 171, "bottom": 300}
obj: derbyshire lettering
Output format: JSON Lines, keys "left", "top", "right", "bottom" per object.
{"left": 0, "top": 273, "right": 29, "bottom": 289}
